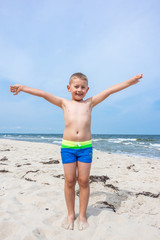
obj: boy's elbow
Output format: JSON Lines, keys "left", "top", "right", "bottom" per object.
{"left": 104, "top": 90, "right": 111, "bottom": 98}
{"left": 41, "top": 91, "right": 48, "bottom": 98}
{"left": 103, "top": 88, "right": 112, "bottom": 96}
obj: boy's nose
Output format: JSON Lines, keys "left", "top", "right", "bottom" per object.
{"left": 77, "top": 88, "right": 82, "bottom": 91}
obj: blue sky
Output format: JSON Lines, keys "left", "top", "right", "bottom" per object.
{"left": 0, "top": 0, "right": 160, "bottom": 134}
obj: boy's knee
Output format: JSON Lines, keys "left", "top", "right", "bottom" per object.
{"left": 78, "top": 177, "right": 89, "bottom": 188}
{"left": 65, "top": 176, "right": 76, "bottom": 188}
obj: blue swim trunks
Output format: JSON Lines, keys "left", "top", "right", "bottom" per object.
{"left": 61, "top": 139, "right": 93, "bottom": 164}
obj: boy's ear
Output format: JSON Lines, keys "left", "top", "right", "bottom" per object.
{"left": 67, "top": 85, "right": 71, "bottom": 92}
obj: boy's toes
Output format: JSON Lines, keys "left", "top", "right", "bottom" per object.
{"left": 61, "top": 217, "right": 74, "bottom": 230}
{"left": 68, "top": 222, "right": 74, "bottom": 230}
{"left": 77, "top": 218, "right": 89, "bottom": 231}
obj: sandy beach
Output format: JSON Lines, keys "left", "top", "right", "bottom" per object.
{"left": 0, "top": 139, "right": 160, "bottom": 240}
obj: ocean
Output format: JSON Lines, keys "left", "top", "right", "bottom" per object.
{"left": 0, "top": 133, "right": 160, "bottom": 159}
{"left": 0, "top": 134, "right": 160, "bottom": 159}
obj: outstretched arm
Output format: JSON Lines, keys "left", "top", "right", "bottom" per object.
{"left": 91, "top": 74, "right": 143, "bottom": 108}
{"left": 10, "top": 84, "right": 64, "bottom": 108}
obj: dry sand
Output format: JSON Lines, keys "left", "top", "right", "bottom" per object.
{"left": 0, "top": 139, "right": 160, "bottom": 240}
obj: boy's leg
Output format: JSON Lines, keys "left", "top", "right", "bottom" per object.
{"left": 62, "top": 162, "right": 77, "bottom": 229}
{"left": 77, "top": 161, "right": 91, "bottom": 230}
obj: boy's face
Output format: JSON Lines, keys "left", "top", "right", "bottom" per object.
{"left": 67, "top": 78, "right": 89, "bottom": 101}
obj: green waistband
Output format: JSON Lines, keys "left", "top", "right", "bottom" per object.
{"left": 61, "top": 139, "right": 92, "bottom": 149}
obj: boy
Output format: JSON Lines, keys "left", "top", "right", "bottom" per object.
{"left": 10, "top": 72, "right": 143, "bottom": 230}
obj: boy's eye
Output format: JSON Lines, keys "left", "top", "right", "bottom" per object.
{"left": 74, "top": 85, "right": 86, "bottom": 89}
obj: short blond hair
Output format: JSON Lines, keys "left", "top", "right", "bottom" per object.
{"left": 69, "top": 72, "right": 88, "bottom": 85}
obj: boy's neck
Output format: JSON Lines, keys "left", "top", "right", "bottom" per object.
{"left": 71, "top": 98, "right": 84, "bottom": 102}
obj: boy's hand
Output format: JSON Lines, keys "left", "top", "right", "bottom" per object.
{"left": 10, "top": 84, "right": 23, "bottom": 95}
{"left": 129, "top": 74, "right": 143, "bottom": 86}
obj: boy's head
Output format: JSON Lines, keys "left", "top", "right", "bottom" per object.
{"left": 67, "top": 72, "right": 89, "bottom": 101}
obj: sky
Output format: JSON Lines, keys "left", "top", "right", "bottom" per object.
{"left": 0, "top": 0, "right": 160, "bottom": 134}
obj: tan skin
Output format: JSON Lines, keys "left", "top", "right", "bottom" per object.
{"left": 10, "top": 74, "right": 143, "bottom": 230}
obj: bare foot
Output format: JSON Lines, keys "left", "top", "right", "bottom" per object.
{"left": 77, "top": 217, "right": 89, "bottom": 231}
{"left": 61, "top": 216, "right": 74, "bottom": 230}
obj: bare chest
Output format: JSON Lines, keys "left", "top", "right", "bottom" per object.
{"left": 65, "top": 101, "right": 91, "bottom": 115}
{"left": 63, "top": 101, "right": 92, "bottom": 122}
